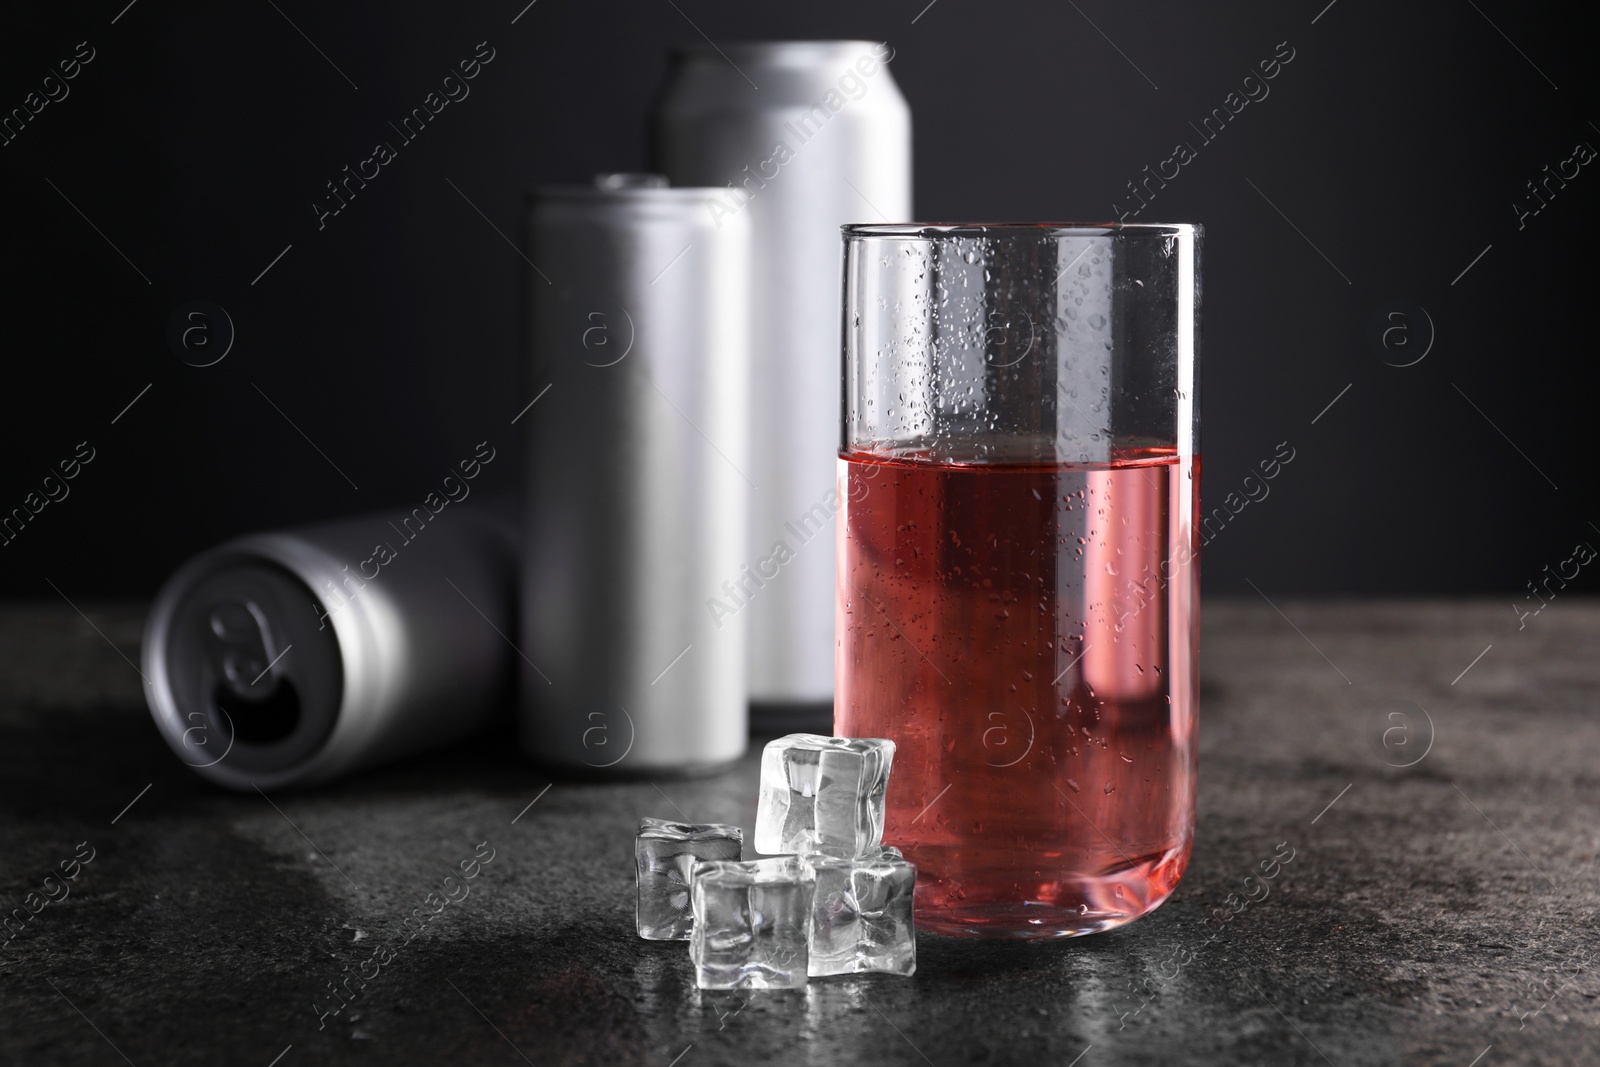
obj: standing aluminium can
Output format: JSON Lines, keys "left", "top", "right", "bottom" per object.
{"left": 521, "top": 175, "right": 749, "bottom": 773}
{"left": 653, "top": 41, "right": 913, "bottom": 722}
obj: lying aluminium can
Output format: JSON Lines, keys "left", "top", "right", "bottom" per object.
{"left": 521, "top": 174, "right": 749, "bottom": 774}
{"left": 653, "top": 41, "right": 913, "bottom": 728}
{"left": 143, "top": 503, "right": 516, "bottom": 790}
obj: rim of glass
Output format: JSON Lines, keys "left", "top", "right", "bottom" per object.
{"left": 842, "top": 222, "right": 1200, "bottom": 238}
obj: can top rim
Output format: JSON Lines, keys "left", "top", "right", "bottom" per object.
{"left": 526, "top": 184, "right": 724, "bottom": 202}
{"left": 669, "top": 39, "right": 885, "bottom": 62}
{"left": 843, "top": 222, "right": 1202, "bottom": 239}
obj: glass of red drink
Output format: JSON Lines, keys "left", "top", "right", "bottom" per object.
{"left": 836, "top": 223, "right": 1200, "bottom": 938}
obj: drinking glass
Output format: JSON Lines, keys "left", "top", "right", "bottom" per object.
{"left": 836, "top": 223, "right": 1200, "bottom": 938}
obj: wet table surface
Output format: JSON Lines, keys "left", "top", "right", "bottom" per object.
{"left": 1, "top": 599, "right": 1596, "bottom": 1066}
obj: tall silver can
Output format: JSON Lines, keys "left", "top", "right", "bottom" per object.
{"left": 653, "top": 41, "right": 913, "bottom": 721}
{"left": 521, "top": 174, "right": 749, "bottom": 773}
{"left": 143, "top": 502, "right": 516, "bottom": 791}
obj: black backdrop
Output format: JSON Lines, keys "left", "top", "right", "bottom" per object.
{"left": 1, "top": 0, "right": 1593, "bottom": 601}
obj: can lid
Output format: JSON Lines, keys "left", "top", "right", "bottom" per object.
{"left": 526, "top": 174, "right": 724, "bottom": 205}
{"left": 668, "top": 40, "right": 884, "bottom": 65}
{"left": 145, "top": 552, "right": 343, "bottom": 787}
{"left": 594, "top": 173, "right": 669, "bottom": 190}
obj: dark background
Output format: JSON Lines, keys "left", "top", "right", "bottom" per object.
{"left": 1, "top": 0, "right": 1592, "bottom": 601}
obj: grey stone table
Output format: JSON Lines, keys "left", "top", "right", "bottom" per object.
{"left": 1, "top": 601, "right": 1596, "bottom": 1066}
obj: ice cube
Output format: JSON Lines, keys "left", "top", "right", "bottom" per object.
{"left": 805, "top": 847, "right": 916, "bottom": 976}
{"left": 690, "top": 856, "right": 815, "bottom": 990}
{"left": 635, "top": 817, "right": 742, "bottom": 940}
{"left": 755, "top": 734, "right": 895, "bottom": 856}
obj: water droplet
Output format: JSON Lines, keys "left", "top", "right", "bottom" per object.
{"left": 1064, "top": 777, "right": 1081, "bottom": 792}
{"left": 1088, "top": 312, "right": 1107, "bottom": 330}
{"left": 1103, "top": 781, "right": 1116, "bottom": 794}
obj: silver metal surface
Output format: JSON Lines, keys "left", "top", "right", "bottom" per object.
{"left": 653, "top": 41, "right": 913, "bottom": 713}
{"left": 143, "top": 506, "right": 516, "bottom": 790}
{"left": 521, "top": 175, "right": 749, "bottom": 773}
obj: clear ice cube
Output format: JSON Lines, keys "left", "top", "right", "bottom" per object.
{"left": 690, "top": 856, "right": 815, "bottom": 990}
{"left": 805, "top": 847, "right": 917, "bottom": 976}
{"left": 635, "top": 817, "right": 742, "bottom": 940}
{"left": 755, "top": 734, "right": 895, "bottom": 856}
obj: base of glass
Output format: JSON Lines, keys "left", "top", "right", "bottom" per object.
{"left": 912, "top": 842, "right": 1191, "bottom": 940}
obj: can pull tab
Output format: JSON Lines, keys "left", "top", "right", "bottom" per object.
{"left": 208, "top": 601, "right": 284, "bottom": 699}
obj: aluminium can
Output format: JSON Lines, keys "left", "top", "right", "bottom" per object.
{"left": 652, "top": 41, "right": 913, "bottom": 725}
{"left": 521, "top": 174, "right": 749, "bottom": 773}
{"left": 143, "top": 503, "right": 517, "bottom": 790}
